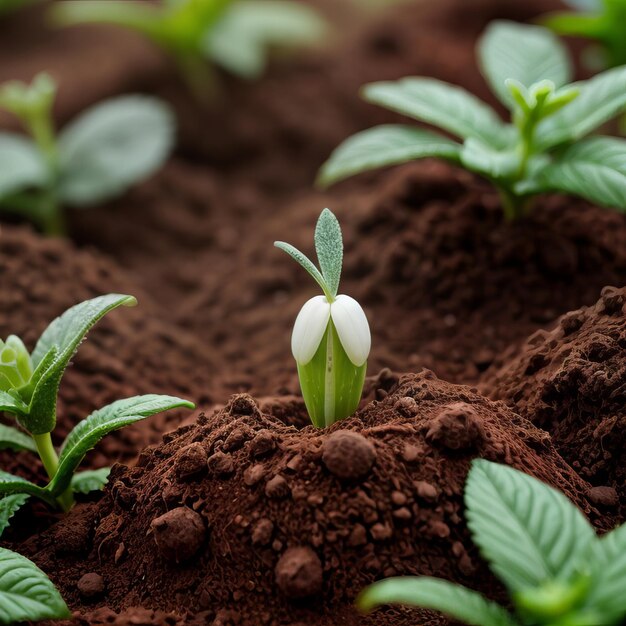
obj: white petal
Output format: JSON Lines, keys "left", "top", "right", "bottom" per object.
{"left": 330, "top": 295, "right": 371, "bottom": 366}
{"left": 291, "top": 295, "right": 331, "bottom": 365}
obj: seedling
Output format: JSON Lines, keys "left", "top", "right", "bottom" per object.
{"left": 275, "top": 209, "right": 371, "bottom": 428}
{"left": 544, "top": 0, "right": 626, "bottom": 70}
{"left": 319, "top": 20, "right": 626, "bottom": 220}
{"left": 359, "top": 459, "right": 626, "bottom": 625}
{"left": 52, "top": 0, "right": 326, "bottom": 98}
{"left": 0, "top": 73, "right": 174, "bottom": 235}
{"left": 0, "top": 294, "right": 194, "bottom": 514}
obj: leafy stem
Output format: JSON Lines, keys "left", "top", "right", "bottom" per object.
{"left": 32, "top": 432, "right": 73, "bottom": 511}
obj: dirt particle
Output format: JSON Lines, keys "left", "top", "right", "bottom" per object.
{"left": 370, "top": 522, "right": 393, "bottom": 542}
{"left": 391, "top": 491, "right": 407, "bottom": 506}
{"left": 394, "top": 396, "right": 418, "bottom": 417}
{"left": 275, "top": 547, "right": 323, "bottom": 599}
{"left": 401, "top": 443, "right": 422, "bottom": 463}
{"left": 244, "top": 463, "right": 266, "bottom": 486}
{"left": 588, "top": 486, "right": 619, "bottom": 507}
{"left": 392, "top": 507, "right": 412, "bottom": 521}
{"left": 414, "top": 480, "right": 439, "bottom": 502}
{"left": 175, "top": 443, "right": 207, "bottom": 481}
{"left": 151, "top": 507, "right": 206, "bottom": 563}
{"left": 426, "top": 402, "right": 485, "bottom": 450}
{"left": 226, "top": 394, "right": 260, "bottom": 417}
{"left": 265, "top": 475, "right": 290, "bottom": 499}
{"left": 77, "top": 573, "right": 105, "bottom": 600}
{"left": 347, "top": 524, "right": 367, "bottom": 547}
{"left": 322, "top": 431, "right": 376, "bottom": 480}
{"left": 223, "top": 427, "right": 250, "bottom": 452}
{"left": 252, "top": 518, "right": 274, "bottom": 546}
{"left": 207, "top": 451, "right": 235, "bottom": 477}
{"left": 249, "top": 430, "right": 277, "bottom": 458}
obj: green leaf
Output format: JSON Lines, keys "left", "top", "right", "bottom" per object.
{"left": 522, "top": 136, "right": 626, "bottom": 211}
{"left": 317, "top": 124, "right": 461, "bottom": 187}
{"left": 0, "top": 133, "right": 47, "bottom": 199}
{"left": 48, "top": 394, "right": 194, "bottom": 496}
{"left": 363, "top": 78, "right": 510, "bottom": 148}
{"left": 274, "top": 242, "right": 330, "bottom": 298}
{"left": 580, "top": 522, "right": 626, "bottom": 622}
{"left": 543, "top": 13, "right": 607, "bottom": 39}
{"left": 314, "top": 209, "right": 342, "bottom": 298}
{"left": 537, "top": 66, "right": 626, "bottom": 149}
{"left": 0, "top": 547, "right": 70, "bottom": 624}
{"left": 0, "top": 494, "right": 29, "bottom": 538}
{"left": 357, "top": 577, "right": 517, "bottom": 626}
{"left": 57, "top": 96, "right": 175, "bottom": 206}
{"left": 478, "top": 21, "right": 572, "bottom": 108}
{"left": 0, "top": 471, "right": 55, "bottom": 507}
{"left": 0, "top": 391, "right": 29, "bottom": 418}
{"left": 465, "top": 460, "right": 595, "bottom": 593}
{"left": 204, "top": 0, "right": 325, "bottom": 78}
{"left": 71, "top": 467, "right": 111, "bottom": 494}
{"left": 460, "top": 139, "right": 521, "bottom": 181}
{"left": 25, "top": 294, "right": 137, "bottom": 435}
{"left": 0, "top": 424, "right": 36, "bottom": 453}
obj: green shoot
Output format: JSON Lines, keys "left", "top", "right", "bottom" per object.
{"left": 0, "top": 73, "right": 175, "bottom": 236}
{"left": 544, "top": 0, "right": 626, "bottom": 70}
{"left": 0, "top": 294, "right": 194, "bottom": 513}
{"left": 359, "top": 459, "right": 626, "bottom": 626}
{"left": 275, "top": 209, "right": 371, "bottom": 428}
{"left": 51, "top": 0, "right": 326, "bottom": 99}
{"left": 318, "top": 20, "right": 626, "bottom": 220}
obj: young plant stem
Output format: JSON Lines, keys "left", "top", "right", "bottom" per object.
{"left": 324, "top": 321, "right": 336, "bottom": 428}
{"left": 176, "top": 52, "right": 219, "bottom": 102}
{"left": 32, "top": 432, "right": 74, "bottom": 512}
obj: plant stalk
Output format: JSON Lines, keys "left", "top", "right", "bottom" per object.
{"left": 324, "top": 322, "right": 335, "bottom": 428}
{"left": 32, "top": 432, "right": 74, "bottom": 512}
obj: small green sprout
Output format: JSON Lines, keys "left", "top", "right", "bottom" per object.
{"left": 0, "top": 294, "right": 194, "bottom": 514}
{"left": 51, "top": 0, "right": 326, "bottom": 98}
{"left": 319, "top": 20, "right": 626, "bottom": 220}
{"left": 275, "top": 209, "right": 371, "bottom": 428}
{"left": 544, "top": 0, "right": 626, "bottom": 70}
{"left": 0, "top": 73, "right": 175, "bottom": 236}
{"left": 359, "top": 459, "right": 626, "bottom": 626}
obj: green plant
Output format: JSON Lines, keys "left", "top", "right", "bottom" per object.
{"left": 319, "top": 20, "right": 626, "bottom": 220}
{"left": 544, "top": 0, "right": 626, "bottom": 70}
{"left": 52, "top": 0, "right": 326, "bottom": 98}
{"left": 275, "top": 208, "right": 371, "bottom": 428}
{"left": 359, "top": 459, "right": 626, "bottom": 625}
{"left": 0, "top": 73, "right": 175, "bottom": 236}
{"left": 0, "top": 293, "right": 194, "bottom": 513}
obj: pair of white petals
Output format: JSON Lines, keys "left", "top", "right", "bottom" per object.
{"left": 291, "top": 295, "right": 371, "bottom": 367}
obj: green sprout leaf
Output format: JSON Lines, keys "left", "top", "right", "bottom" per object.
{"left": 465, "top": 459, "right": 596, "bottom": 594}
{"left": 25, "top": 294, "right": 137, "bottom": 435}
{"left": 0, "top": 495, "right": 29, "bottom": 538}
{"left": 70, "top": 467, "right": 111, "bottom": 495}
{"left": 0, "top": 134, "right": 47, "bottom": 198}
{"left": 0, "top": 547, "right": 70, "bottom": 624}
{"left": 357, "top": 577, "right": 517, "bottom": 626}
{"left": 314, "top": 208, "right": 343, "bottom": 298}
{"left": 0, "top": 391, "right": 29, "bottom": 418}
{"left": 363, "top": 78, "right": 512, "bottom": 148}
{"left": 274, "top": 242, "right": 331, "bottom": 300}
{"left": 478, "top": 20, "right": 572, "bottom": 108}
{"left": 204, "top": 0, "right": 325, "bottom": 79}
{"left": 317, "top": 125, "right": 461, "bottom": 187}
{"left": 0, "top": 424, "right": 37, "bottom": 453}
{"left": 47, "top": 395, "right": 194, "bottom": 496}
{"left": 57, "top": 96, "right": 175, "bottom": 206}
{"left": 0, "top": 471, "right": 55, "bottom": 507}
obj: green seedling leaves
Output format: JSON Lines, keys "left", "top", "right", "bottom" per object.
{"left": 465, "top": 460, "right": 596, "bottom": 593}
{"left": 317, "top": 125, "right": 461, "bottom": 187}
{"left": 0, "top": 495, "right": 29, "bottom": 538}
{"left": 274, "top": 242, "right": 331, "bottom": 300}
{"left": 48, "top": 395, "right": 194, "bottom": 496}
{"left": 0, "top": 547, "right": 70, "bottom": 624}
{"left": 57, "top": 96, "right": 175, "bottom": 206}
{"left": 319, "top": 20, "right": 626, "bottom": 217}
{"left": 0, "top": 134, "right": 47, "bottom": 197}
{"left": 0, "top": 471, "right": 55, "bottom": 507}
{"left": 363, "top": 78, "right": 512, "bottom": 148}
{"left": 0, "top": 424, "right": 37, "bottom": 453}
{"left": 0, "top": 391, "right": 29, "bottom": 418}
{"left": 358, "top": 577, "right": 517, "bottom": 626}
{"left": 479, "top": 20, "right": 572, "bottom": 107}
{"left": 70, "top": 467, "right": 111, "bottom": 494}
{"left": 314, "top": 208, "right": 343, "bottom": 298}
{"left": 24, "top": 294, "right": 137, "bottom": 435}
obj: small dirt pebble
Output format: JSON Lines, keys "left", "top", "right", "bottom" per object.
{"left": 77, "top": 573, "right": 105, "bottom": 600}
{"left": 426, "top": 402, "right": 485, "bottom": 450}
{"left": 244, "top": 463, "right": 266, "bottom": 486}
{"left": 151, "top": 507, "right": 206, "bottom": 563}
{"left": 249, "top": 430, "right": 277, "bottom": 457}
{"left": 275, "top": 547, "right": 323, "bottom": 599}
{"left": 265, "top": 475, "right": 290, "bottom": 499}
{"left": 588, "top": 486, "right": 619, "bottom": 507}
{"left": 207, "top": 451, "right": 234, "bottom": 477}
{"left": 252, "top": 518, "right": 274, "bottom": 546}
{"left": 322, "top": 430, "right": 376, "bottom": 480}
{"left": 175, "top": 443, "right": 207, "bottom": 481}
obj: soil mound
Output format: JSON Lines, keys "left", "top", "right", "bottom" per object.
{"left": 0, "top": 226, "right": 213, "bottom": 477}
{"left": 29, "top": 371, "right": 601, "bottom": 626}
{"left": 481, "top": 286, "right": 626, "bottom": 515}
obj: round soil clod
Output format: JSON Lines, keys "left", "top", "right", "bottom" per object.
{"left": 322, "top": 430, "right": 376, "bottom": 480}
{"left": 275, "top": 547, "right": 323, "bottom": 600}
{"left": 151, "top": 507, "right": 207, "bottom": 563}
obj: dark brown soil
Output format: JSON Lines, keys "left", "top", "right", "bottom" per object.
{"left": 24, "top": 372, "right": 606, "bottom": 626}
{"left": 480, "top": 286, "right": 626, "bottom": 517}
